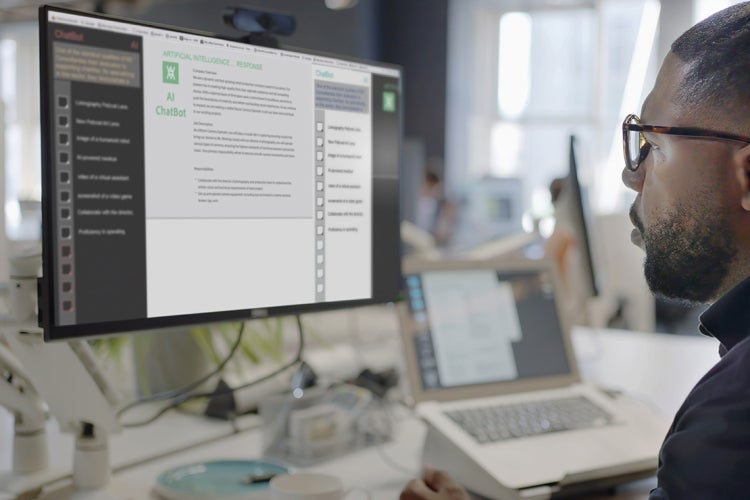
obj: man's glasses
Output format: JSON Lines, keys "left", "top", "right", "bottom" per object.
{"left": 622, "top": 113, "right": 750, "bottom": 171}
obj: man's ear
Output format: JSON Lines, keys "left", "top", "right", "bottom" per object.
{"left": 734, "top": 144, "right": 750, "bottom": 212}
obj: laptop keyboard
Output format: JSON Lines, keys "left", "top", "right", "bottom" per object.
{"left": 444, "top": 395, "right": 614, "bottom": 444}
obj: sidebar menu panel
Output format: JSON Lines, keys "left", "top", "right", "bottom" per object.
{"left": 49, "top": 24, "right": 147, "bottom": 325}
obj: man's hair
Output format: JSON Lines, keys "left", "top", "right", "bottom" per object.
{"left": 671, "top": 2, "right": 750, "bottom": 113}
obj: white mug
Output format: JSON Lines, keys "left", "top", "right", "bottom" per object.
{"left": 269, "top": 472, "right": 370, "bottom": 500}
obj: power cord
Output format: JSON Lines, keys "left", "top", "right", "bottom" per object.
{"left": 117, "top": 321, "right": 246, "bottom": 422}
{"left": 197, "top": 314, "right": 306, "bottom": 400}
{"left": 121, "top": 315, "right": 305, "bottom": 428}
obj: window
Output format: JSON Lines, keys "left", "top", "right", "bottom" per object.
{"left": 1, "top": 22, "right": 41, "bottom": 241}
{"left": 446, "top": 0, "right": 660, "bottom": 232}
{"left": 694, "top": 0, "right": 742, "bottom": 21}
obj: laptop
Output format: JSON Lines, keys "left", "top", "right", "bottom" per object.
{"left": 398, "top": 258, "right": 668, "bottom": 499}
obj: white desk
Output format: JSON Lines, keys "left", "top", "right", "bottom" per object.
{"left": 108, "top": 407, "right": 424, "bottom": 499}
{"left": 0, "top": 406, "right": 261, "bottom": 498}
{"left": 1, "top": 327, "right": 721, "bottom": 499}
{"left": 572, "top": 327, "right": 719, "bottom": 418}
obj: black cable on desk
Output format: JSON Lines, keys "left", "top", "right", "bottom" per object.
{"left": 117, "top": 321, "right": 245, "bottom": 423}
{"left": 121, "top": 315, "right": 305, "bottom": 428}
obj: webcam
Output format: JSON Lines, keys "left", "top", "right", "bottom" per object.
{"left": 223, "top": 7, "right": 295, "bottom": 47}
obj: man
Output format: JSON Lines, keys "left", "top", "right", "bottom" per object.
{"left": 416, "top": 167, "right": 456, "bottom": 245}
{"left": 401, "top": 3, "right": 750, "bottom": 498}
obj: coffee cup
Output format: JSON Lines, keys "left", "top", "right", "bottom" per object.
{"left": 269, "top": 472, "right": 370, "bottom": 500}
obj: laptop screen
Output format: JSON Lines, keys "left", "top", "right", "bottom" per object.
{"left": 402, "top": 266, "right": 571, "bottom": 392}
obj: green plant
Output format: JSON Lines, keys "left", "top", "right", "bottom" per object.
{"left": 192, "top": 318, "right": 287, "bottom": 368}
{"left": 91, "top": 318, "right": 289, "bottom": 396}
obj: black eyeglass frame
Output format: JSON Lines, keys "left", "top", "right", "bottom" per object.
{"left": 622, "top": 113, "right": 750, "bottom": 171}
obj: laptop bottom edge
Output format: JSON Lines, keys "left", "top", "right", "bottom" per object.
{"left": 421, "top": 422, "right": 657, "bottom": 500}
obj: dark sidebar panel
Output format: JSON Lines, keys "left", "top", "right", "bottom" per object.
{"left": 48, "top": 24, "right": 147, "bottom": 327}
{"left": 371, "top": 74, "right": 401, "bottom": 299}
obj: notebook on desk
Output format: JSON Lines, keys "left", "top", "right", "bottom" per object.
{"left": 398, "top": 258, "right": 668, "bottom": 500}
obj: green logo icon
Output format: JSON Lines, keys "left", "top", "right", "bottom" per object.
{"left": 162, "top": 61, "right": 179, "bottom": 84}
{"left": 382, "top": 91, "right": 396, "bottom": 112}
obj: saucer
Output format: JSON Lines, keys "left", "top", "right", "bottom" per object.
{"left": 155, "top": 459, "right": 289, "bottom": 500}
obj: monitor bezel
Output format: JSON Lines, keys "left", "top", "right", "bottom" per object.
{"left": 567, "top": 134, "right": 599, "bottom": 298}
{"left": 39, "top": 5, "right": 403, "bottom": 341}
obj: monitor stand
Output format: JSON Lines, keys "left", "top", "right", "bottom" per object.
{"left": 1, "top": 325, "right": 128, "bottom": 500}
{"left": 0, "top": 253, "right": 126, "bottom": 499}
{"left": 0, "top": 339, "right": 62, "bottom": 499}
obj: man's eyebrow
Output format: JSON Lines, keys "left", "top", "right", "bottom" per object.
{"left": 641, "top": 112, "right": 657, "bottom": 125}
{"left": 640, "top": 95, "right": 651, "bottom": 121}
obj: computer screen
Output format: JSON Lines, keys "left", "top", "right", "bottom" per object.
{"left": 453, "top": 176, "right": 525, "bottom": 251}
{"left": 39, "top": 6, "right": 402, "bottom": 340}
{"left": 562, "top": 135, "right": 598, "bottom": 297}
{"left": 401, "top": 264, "right": 571, "bottom": 393}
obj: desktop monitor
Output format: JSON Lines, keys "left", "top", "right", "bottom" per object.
{"left": 455, "top": 176, "right": 525, "bottom": 250}
{"left": 39, "top": 6, "right": 402, "bottom": 341}
{"left": 561, "top": 135, "right": 598, "bottom": 298}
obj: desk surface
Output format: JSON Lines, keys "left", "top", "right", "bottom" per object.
{"left": 0, "top": 327, "right": 721, "bottom": 499}
{"left": 573, "top": 327, "right": 718, "bottom": 418}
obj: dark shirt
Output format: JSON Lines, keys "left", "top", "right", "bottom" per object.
{"left": 650, "top": 276, "right": 750, "bottom": 499}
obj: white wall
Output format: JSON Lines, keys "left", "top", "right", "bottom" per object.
{"left": 0, "top": 98, "right": 6, "bottom": 285}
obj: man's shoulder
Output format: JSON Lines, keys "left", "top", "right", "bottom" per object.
{"left": 657, "top": 340, "right": 750, "bottom": 498}
{"left": 711, "top": 334, "right": 750, "bottom": 381}
{"left": 673, "top": 335, "right": 750, "bottom": 423}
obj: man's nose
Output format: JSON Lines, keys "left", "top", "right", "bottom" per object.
{"left": 622, "top": 165, "right": 645, "bottom": 192}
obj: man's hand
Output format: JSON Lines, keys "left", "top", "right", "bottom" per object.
{"left": 400, "top": 467, "right": 470, "bottom": 500}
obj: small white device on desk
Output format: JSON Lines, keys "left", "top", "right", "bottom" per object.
{"left": 260, "top": 384, "right": 383, "bottom": 465}
{"left": 399, "top": 258, "right": 668, "bottom": 499}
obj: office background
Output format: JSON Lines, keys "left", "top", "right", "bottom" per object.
{"left": 0, "top": 2, "right": 743, "bottom": 497}
{"left": 0, "top": 0, "right": 741, "bottom": 330}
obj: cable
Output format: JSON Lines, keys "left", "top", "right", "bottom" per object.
{"left": 225, "top": 314, "right": 305, "bottom": 394}
{"left": 117, "top": 321, "right": 246, "bottom": 421}
{"left": 121, "top": 315, "right": 305, "bottom": 428}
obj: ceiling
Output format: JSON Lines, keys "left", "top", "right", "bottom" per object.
{"left": 0, "top": 0, "right": 169, "bottom": 24}
{"left": 1, "top": 1, "right": 91, "bottom": 23}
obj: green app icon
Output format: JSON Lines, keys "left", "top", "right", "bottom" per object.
{"left": 382, "top": 91, "right": 396, "bottom": 112}
{"left": 163, "top": 62, "right": 179, "bottom": 84}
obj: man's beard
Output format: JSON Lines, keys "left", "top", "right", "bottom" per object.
{"left": 632, "top": 204, "right": 737, "bottom": 304}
